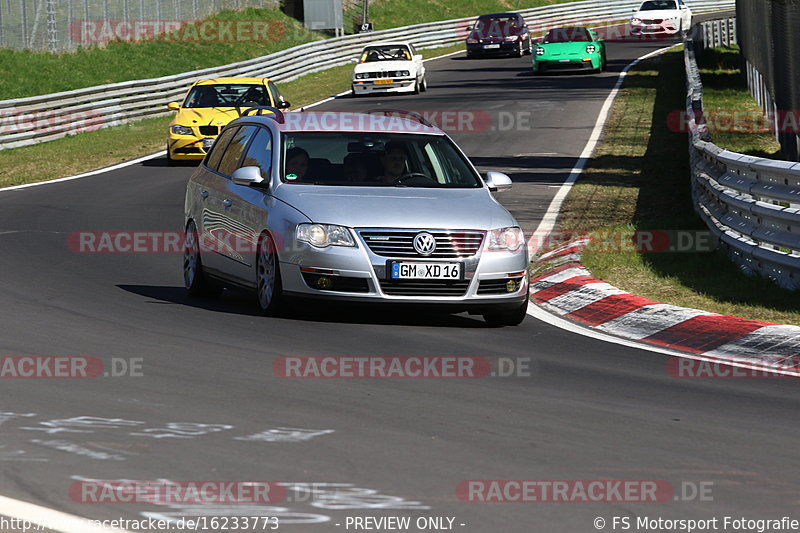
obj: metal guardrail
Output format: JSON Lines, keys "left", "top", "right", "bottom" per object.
{"left": 0, "top": 0, "right": 734, "bottom": 151}
{"left": 685, "top": 19, "right": 800, "bottom": 290}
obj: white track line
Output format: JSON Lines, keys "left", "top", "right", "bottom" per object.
{"left": 0, "top": 152, "right": 163, "bottom": 194}
{"left": 0, "top": 495, "right": 131, "bottom": 532}
{"left": 528, "top": 42, "right": 681, "bottom": 255}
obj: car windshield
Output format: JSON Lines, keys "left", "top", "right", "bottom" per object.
{"left": 639, "top": 0, "right": 678, "bottom": 10}
{"left": 280, "top": 132, "right": 483, "bottom": 188}
{"left": 543, "top": 27, "right": 591, "bottom": 43}
{"left": 360, "top": 46, "right": 411, "bottom": 63}
{"left": 474, "top": 15, "right": 518, "bottom": 30}
{"left": 183, "top": 84, "right": 268, "bottom": 108}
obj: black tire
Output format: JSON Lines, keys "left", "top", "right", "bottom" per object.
{"left": 166, "top": 145, "right": 176, "bottom": 167}
{"left": 524, "top": 39, "right": 533, "bottom": 55}
{"left": 420, "top": 76, "right": 428, "bottom": 92}
{"left": 255, "top": 233, "right": 284, "bottom": 316}
{"left": 183, "top": 221, "right": 222, "bottom": 298}
{"left": 483, "top": 299, "right": 528, "bottom": 327}
{"left": 514, "top": 42, "right": 524, "bottom": 57}
{"left": 412, "top": 78, "right": 420, "bottom": 94}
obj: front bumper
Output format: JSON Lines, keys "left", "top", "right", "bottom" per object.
{"left": 534, "top": 56, "right": 600, "bottom": 73}
{"left": 466, "top": 42, "right": 520, "bottom": 56}
{"left": 630, "top": 22, "right": 679, "bottom": 35}
{"left": 352, "top": 78, "right": 417, "bottom": 94}
{"left": 168, "top": 133, "right": 216, "bottom": 161}
{"left": 279, "top": 230, "right": 529, "bottom": 309}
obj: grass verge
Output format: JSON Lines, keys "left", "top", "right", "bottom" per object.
{"left": 369, "top": 0, "right": 570, "bottom": 29}
{"left": 559, "top": 47, "right": 798, "bottom": 325}
{"left": 0, "top": 8, "right": 320, "bottom": 99}
{"left": 0, "top": 45, "right": 464, "bottom": 188}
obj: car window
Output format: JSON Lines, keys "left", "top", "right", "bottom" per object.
{"left": 267, "top": 81, "right": 282, "bottom": 107}
{"left": 241, "top": 127, "right": 273, "bottom": 179}
{"left": 544, "top": 27, "right": 591, "bottom": 43}
{"left": 183, "top": 84, "right": 269, "bottom": 108}
{"left": 205, "top": 126, "right": 239, "bottom": 171}
{"left": 360, "top": 45, "right": 411, "bottom": 62}
{"left": 217, "top": 125, "right": 258, "bottom": 177}
{"left": 280, "top": 132, "right": 482, "bottom": 188}
{"left": 639, "top": 0, "right": 678, "bottom": 10}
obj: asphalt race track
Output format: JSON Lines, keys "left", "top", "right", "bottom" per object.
{"left": 1, "top": 27, "right": 798, "bottom": 532}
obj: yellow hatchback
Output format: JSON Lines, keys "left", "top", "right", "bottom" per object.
{"left": 166, "top": 77, "right": 291, "bottom": 164}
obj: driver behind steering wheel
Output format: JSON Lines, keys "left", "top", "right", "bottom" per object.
{"left": 377, "top": 141, "right": 410, "bottom": 184}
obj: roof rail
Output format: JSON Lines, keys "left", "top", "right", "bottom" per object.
{"left": 365, "top": 109, "right": 434, "bottom": 128}
{"left": 241, "top": 106, "right": 285, "bottom": 123}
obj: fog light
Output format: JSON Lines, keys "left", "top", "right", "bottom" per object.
{"left": 506, "top": 279, "right": 518, "bottom": 293}
{"left": 317, "top": 276, "right": 333, "bottom": 290}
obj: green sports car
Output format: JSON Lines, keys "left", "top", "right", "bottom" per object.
{"left": 532, "top": 26, "right": 606, "bottom": 74}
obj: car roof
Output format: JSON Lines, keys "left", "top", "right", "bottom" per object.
{"left": 477, "top": 12, "right": 522, "bottom": 18}
{"left": 242, "top": 112, "right": 444, "bottom": 135}
{"left": 362, "top": 41, "right": 413, "bottom": 48}
{"left": 194, "top": 77, "right": 270, "bottom": 86}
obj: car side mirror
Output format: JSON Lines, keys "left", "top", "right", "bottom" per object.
{"left": 232, "top": 166, "right": 265, "bottom": 187}
{"left": 485, "top": 171, "right": 512, "bottom": 192}
{"left": 167, "top": 102, "right": 180, "bottom": 111}
{"left": 466, "top": 26, "right": 472, "bottom": 31}
{"left": 278, "top": 100, "right": 291, "bottom": 109}
{"left": 413, "top": 54, "right": 422, "bottom": 61}
{"left": 351, "top": 57, "right": 359, "bottom": 64}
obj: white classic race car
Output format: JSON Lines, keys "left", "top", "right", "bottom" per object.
{"left": 351, "top": 41, "right": 427, "bottom": 96}
{"left": 630, "top": 0, "right": 693, "bottom": 35}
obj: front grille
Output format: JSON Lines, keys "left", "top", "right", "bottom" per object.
{"left": 359, "top": 230, "right": 484, "bottom": 258}
{"left": 379, "top": 279, "right": 470, "bottom": 297}
{"left": 642, "top": 19, "right": 663, "bottom": 24}
{"left": 365, "top": 71, "right": 393, "bottom": 79}
{"left": 199, "top": 126, "right": 220, "bottom": 136}
{"left": 302, "top": 274, "right": 369, "bottom": 293}
{"left": 477, "top": 276, "right": 525, "bottom": 295}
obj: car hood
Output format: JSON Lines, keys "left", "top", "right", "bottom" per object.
{"left": 633, "top": 9, "right": 681, "bottom": 18}
{"left": 354, "top": 60, "right": 414, "bottom": 74}
{"left": 274, "top": 186, "right": 517, "bottom": 230}
{"left": 171, "top": 107, "right": 248, "bottom": 128}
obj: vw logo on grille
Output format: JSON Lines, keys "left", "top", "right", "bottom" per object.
{"left": 413, "top": 232, "right": 437, "bottom": 256}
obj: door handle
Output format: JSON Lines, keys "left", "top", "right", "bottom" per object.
{"left": 200, "top": 190, "right": 209, "bottom": 199}
{"left": 222, "top": 199, "right": 232, "bottom": 208}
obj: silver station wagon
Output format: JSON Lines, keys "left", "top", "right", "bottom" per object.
{"left": 183, "top": 108, "right": 529, "bottom": 325}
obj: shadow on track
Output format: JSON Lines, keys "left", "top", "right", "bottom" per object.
{"left": 118, "top": 284, "right": 490, "bottom": 327}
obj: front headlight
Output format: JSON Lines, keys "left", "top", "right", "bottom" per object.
{"left": 171, "top": 125, "right": 193, "bottom": 136}
{"left": 296, "top": 223, "right": 355, "bottom": 248}
{"left": 586, "top": 44, "right": 596, "bottom": 53}
{"left": 395, "top": 70, "right": 410, "bottom": 77}
{"left": 503, "top": 35, "right": 518, "bottom": 42}
{"left": 631, "top": 17, "right": 642, "bottom": 24}
{"left": 487, "top": 227, "right": 524, "bottom": 252}
{"left": 466, "top": 38, "right": 478, "bottom": 44}
{"left": 355, "top": 72, "right": 369, "bottom": 79}
{"left": 535, "top": 47, "right": 545, "bottom": 56}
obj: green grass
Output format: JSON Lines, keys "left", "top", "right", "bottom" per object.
{"left": 559, "top": 48, "right": 799, "bottom": 325}
{"left": 696, "top": 45, "right": 781, "bottom": 158}
{"left": 369, "top": 0, "right": 570, "bottom": 29}
{"left": 0, "top": 45, "right": 464, "bottom": 188}
{"left": 0, "top": 8, "right": 320, "bottom": 99}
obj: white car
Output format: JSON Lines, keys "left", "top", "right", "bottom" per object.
{"left": 352, "top": 41, "right": 427, "bottom": 96}
{"left": 630, "top": 0, "right": 692, "bottom": 35}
